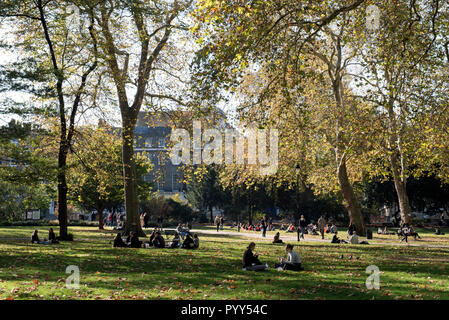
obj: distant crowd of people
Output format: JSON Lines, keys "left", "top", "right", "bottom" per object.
{"left": 113, "top": 227, "right": 199, "bottom": 250}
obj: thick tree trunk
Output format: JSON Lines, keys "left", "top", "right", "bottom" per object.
{"left": 122, "top": 115, "right": 145, "bottom": 237}
{"left": 337, "top": 158, "right": 366, "bottom": 236}
{"left": 57, "top": 143, "right": 69, "bottom": 240}
{"left": 390, "top": 153, "right": 412, "bottom": 225}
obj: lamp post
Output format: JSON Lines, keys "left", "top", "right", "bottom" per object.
{"left": 295, "top": 164, "right": 301, "bottom": 242}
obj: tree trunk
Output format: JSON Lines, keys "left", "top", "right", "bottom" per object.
{"left": 337, "top": 157, "right": 366, "bottom": 236}
{"left": 248, "top": 205, "right": 253, "bottom": 225}
{"left": 97, "top": 204, "right": 105, "bottom": 230}
{"left": 390, "top": 153, "right": 412, "bottom": 225}
{"left": 122, "top": 115, "right": 145, "bottom": 237}
{"left": 209, "top": 206, "right": 214, "bottom": 224}
{"left": 57, "top": 143, "right": 69, "bottom": 240}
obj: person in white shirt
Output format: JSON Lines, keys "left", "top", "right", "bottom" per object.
{"left": 275, "top": 244, "right": 303, "bottom": 271}
{"left": 349, "top": 231, "right": 359, "bottom": 244}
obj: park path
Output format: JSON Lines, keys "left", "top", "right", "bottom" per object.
{"left": 189, "top": 228, "right": 449, "bottom": 249}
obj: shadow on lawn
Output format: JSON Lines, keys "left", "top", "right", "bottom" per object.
{"left": 2, "top": 228, "right": 449, "bottom": 299}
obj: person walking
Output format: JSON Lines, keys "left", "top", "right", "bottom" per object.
{"left": 261, "top": 217, "right": 267, "bottom": 238}
{"left": 317, "top": 216, "right": 327, "bottom": 240}
{"left": 299, "top": 215, "right": 307, "bottom": 240}
{"left": 215, "top": 215, "right": 220, "bottom": 232}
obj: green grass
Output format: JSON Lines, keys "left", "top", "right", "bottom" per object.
{"left": 0, "top": 226, "right": 448, "bottom": 300}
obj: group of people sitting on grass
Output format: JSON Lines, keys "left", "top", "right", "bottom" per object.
{"left": 330, "top": 230, "right": 369, "bottom": 244}
{"left": 113, "top": 229, "right": 199, "bottom": 249}
{"left": 242, "top": 242, "right": 303, "bottom": 271}
{"left": 239, "top": 223, "right": 266, "bottom": 232}
{"left": 31, "top": 229, "right": 59, "bottom": 244}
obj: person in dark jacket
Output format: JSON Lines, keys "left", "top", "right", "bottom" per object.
{"left": 193, "top": 234, "right": 200, "bottom": 248}
{"left": 261, "top": 217, "right": 267, "bottom": 238}
{"left": 113, "top": 233, "right": 127, "bottom": 248}
{"left": 242, "top": 242, "right": 267, "bottom": 271}
{"left": 272, "top": 232, "right": 283, "bottom": 244}
{"left": 48, "top": 228, "right": 59, "bottom": 244}
{"left": 31, "top": 230, "right": 41, "bottom": 244}
{"left": 152, "top": 232, "right": 166, "bottom": 248}
{"left": 299, "top": 215, "right": 307, "bottom": 239}
{"left": 331, "top": 231, "right": 347, "bottom": 244}
{"left": 127, "top": 232, "right": 142, "bottom": 248}
{"left": 182, "top": 234, "right": 195, "bottom": 249}
{"left": 170, "top": 232, "right": 181, "bottom": 248}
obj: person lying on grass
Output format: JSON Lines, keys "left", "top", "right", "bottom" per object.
{"left": 272, "top": 232, "right": 283, "bottom": 244}
{"left": 274, "top": 244, "right": 303, "bottom": 271}
{"left": 113, "top": 232, "right": 127, "bottom": 248}
{"left": 242, "top": 242, "right": 268, "bottom": 271}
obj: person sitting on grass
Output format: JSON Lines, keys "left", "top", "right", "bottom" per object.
{"left": 435, "top": 227, "right": 445, "bottom": 235}
{"left": 331, "top": 231, "right": 347, "bottom": 244}
{"left": 152, "top": 231, "right": 165, "bottom": 248}
{"left": 286, "top": 224, "right": 295, "bottom": 233}
{"left": 31, "top": 230, "right": 41, "bottom": 244}
{"left": 274, "top": 244, "right": 303, "bottom": 271}
{"left": 149, "top": 228, "right": 159, "bottom": 244}
{"left": 176, "top": 224, "right": 186, "bottom": 240}
{"left": 113, "top": 232, "right": 127, "bottom": 248}
{"left": 193, "top": 234, "right": 200, "bottom": 248}
{"left": 308, "top": 224, "right": 319, "bottom": 235}
{"left": 48, "top": 228, "right": 59, "bottom": 244}
{"left": 242, "top": 242, "right": 268, "bottom": 271}
{"left": 348, "top": 231, "right": 369, "bottom": 245}
{"left": 182, "top": 233, "right": 195, "bottom": 249}
{"left": 169, "top": 232, "right": 182, "bottom": 248}
{"left": 349, "top": 231, "right": 359, "bottom": 244}
{"left": 272, "top": 232, "right": 284, "bottom": 244}
{"left": 31, "top": 230, "right": 52, "bottom": 245}
{"left": 127, "top": 231, "right": 143, "bottom": 248}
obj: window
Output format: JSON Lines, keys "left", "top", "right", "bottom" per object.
{"left": 144, "top": 138, "right": 153, "bottom": 148}
{"left": 158, "top": 138, "right": 166, "bottom": 148}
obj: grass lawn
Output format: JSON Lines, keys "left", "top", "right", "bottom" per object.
{"left": 0, "top": 226, "right": 448, "bottom": 300}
